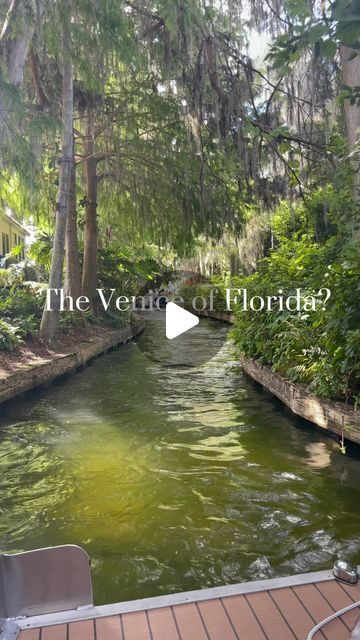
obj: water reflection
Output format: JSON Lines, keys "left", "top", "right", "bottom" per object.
{"left": 0, "top": 313, "right": 360, "bottom": 604}
{"left": 306, "top": 442, "right": 332, "bottom": 469}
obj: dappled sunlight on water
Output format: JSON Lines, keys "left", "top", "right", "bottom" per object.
{"left": 1, "top": 312, "right": 360, "bottom": 604}
{"left": 166, "top": 431, "right": 247, "bottom": 461}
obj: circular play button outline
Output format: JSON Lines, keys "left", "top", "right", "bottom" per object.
{"left": 134, "top": 272, "right": 230, "bottom": 367}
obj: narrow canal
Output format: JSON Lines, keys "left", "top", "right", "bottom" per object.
{"left": 1, "top": 313, "right": 360, "bottom": 605}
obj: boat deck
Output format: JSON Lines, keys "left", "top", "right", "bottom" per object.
{"left": 15, "top": 570, "right": 360, "bottom": 640}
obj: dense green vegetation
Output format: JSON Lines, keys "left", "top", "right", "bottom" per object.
{"left": 230, "top": 205, "right": 358, "bottom": 404}
{"left": 180, "top": 190, "right": 360, "bottom": 404}
{"left": 0, "top": 0, "right": 359, "bottom": 406}
{"left": 231, "top": 213, "right": 360, "bottom": 405}
{"left": 0, "top": 243, "right": 167, "bottom": 348}
{"left": 232, "top": 244, "right": 360, "bottom": 404}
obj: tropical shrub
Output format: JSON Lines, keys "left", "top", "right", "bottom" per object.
{"left": 27, "top": 231, "right": 53, "bottom": 277}
{"left": 0, "top": 286, "right": 44, "bottom": 319}
{"left": 0, "top": 269, "right": 9, "bottom": 287}
{"left": 231, "top": 238, "right": 360, "bottom": 403}
{"left": 0, "top": 282, "right": 45, "bottom": 349}
{"left": 0, "top": 319, "right": 23, "bottom": 350}
{"left": 97, "top": 246, "right": 163, "bottom": 295}
{"left": 10, "top": 316, "right": 39, "bottom": 338}
{"left": 58, "top": 310, "right": 83, "bottom": 331}
{"left": 0, "top": 265, "right": 24, "bottom": 287}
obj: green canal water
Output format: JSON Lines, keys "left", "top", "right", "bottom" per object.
{"left": 1, "top": 313, "right": 360, "bottom": 605}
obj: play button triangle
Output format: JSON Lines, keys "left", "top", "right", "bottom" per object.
{"left": 166, "top": 302, "right": 199, "bottom": 340}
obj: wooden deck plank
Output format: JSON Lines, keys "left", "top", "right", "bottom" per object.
{"left": 338, "top": 580, "right": 360, "bottom": 602}
{"left": 18, "top": 631, "right": 40, "bottom": 640}
{"left": 172, "top": 603, "right": 208, "bottom": 640}
{"left": 292, "top": 584, "right": 349, "bottom": 640}
{"left": 121, "top": 611, "right": 151, "bottom": 640}
{"left": 147, "top": 606, "right": 180, "bottom": 640}
{"left": 269, "top": 586, "right": 316, "bottom": 640}
{"left": 68, "top": 620, "right": 95, "bottom": 640}
{"left": 246, "top": 590, "right": 297, "bottom": 640}
{"left": 41, "top": 624, "right": 68, "bottom": 640}
{"left": 222, "top": 595, "right": 267, "bottom": 640}
{"left": 96, "top": 615, "right": 123, "bottom": 640}
{"left": 197, "top": 599, "right": 238, "bottom": 640}
{"left": 316, "top": 581, "right": 360, "bottom": 632}
{"left": 14, "top": 572, "right": 360, "bottom": 640}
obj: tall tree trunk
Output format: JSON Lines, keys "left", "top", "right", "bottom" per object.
{"left": 40, "top": 13, "right": 73, "bottom": 343}
{"left": 81, "top": 106, "right": 98, "bottom": 309}
{"left": 340, "top": 46, "right": 360, "bottom": 235}
{"left": 0, "top": 0, "right": 42, "bottom": 142}
{"left": 65, "top": 158, "right": 81, "bottom": 300}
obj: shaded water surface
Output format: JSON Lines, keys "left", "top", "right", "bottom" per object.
{"left": 1, "top": 313, "right": 360, "bottom": 604}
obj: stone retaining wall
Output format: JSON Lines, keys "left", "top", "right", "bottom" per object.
{"left": 197, "top": 309, "right": 360, "bottom": 445}
{"left": 0, "top": 317, "right": 144, "bottom": 406}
